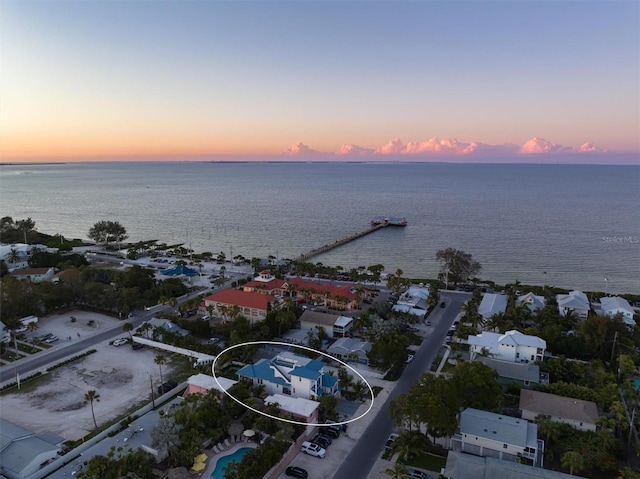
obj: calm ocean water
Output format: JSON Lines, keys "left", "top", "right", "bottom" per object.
{"left": 1, "top": 161, "right": 638, "bottom": 293}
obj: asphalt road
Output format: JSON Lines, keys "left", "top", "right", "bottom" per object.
{"left": 333, "top": 291, "right": 471, "bottom": 479}
{"left": 0, "top": 281, "right": 233, "bottom": 384}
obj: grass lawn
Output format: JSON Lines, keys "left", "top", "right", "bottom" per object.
{"left": 430, "top": 357, "right": 442, "bottom": 372}
{"left": 16, "top": 342, "right": 40, "bottom": 354}
{"left": 402, "top": 452, "right": 448, "bottom": 472}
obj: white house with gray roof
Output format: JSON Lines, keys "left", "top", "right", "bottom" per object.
{"left": 327, "top": 337, "right": 372, "bottom": 365}
{"left": 392, "top": 285, "right": 430, "bottom": 318}
{"left": 599, "top": 296, "right": 635, "bottom": 328}
{"left": 519, "top": 390, "right": 599, "bottom": 432}
{"left": 516, "top": 293, "right": 546, "bottom": 313}
{"left": 478, "top": 293, "right": 508, "bottom": 320}
{"left": 469, "top": 330, "right": 546, "bottom": 363}
{"left": 453, "top": 408, "right": 541, "bottom": 466}
{"left": 556, "top": 291, "right": 590, "bottom": 319}
{"left": 444, "top": 451, "right": 586, "bottom": 479}
{"left": 0, "top": 419, "right": 62, "bottom": 479}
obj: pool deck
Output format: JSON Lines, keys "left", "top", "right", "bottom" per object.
{"left": 200, "top": 441, "right": 258, "bottom": 478}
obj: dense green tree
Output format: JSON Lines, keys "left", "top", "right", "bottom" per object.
{"left": 319, "top": 394, "right": 338, "bottom": 421}
{"left": 78, "top": 447, "right": 154, "bottom": 479}
{"left": 87, "top": 220, "right": 128, "bottom": 246}
{"left": 561, "top": 451, "right": 586, "bottom": 475}
{"left": 435, "top": 248, "right": 481, "bottom": 286}
{"left": 451, "top": 361, "right": 503, "bottom": 410}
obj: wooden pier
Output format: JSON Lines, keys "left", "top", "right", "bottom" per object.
{"left": 293, "top": 223, "right": 387, "bottom": 262}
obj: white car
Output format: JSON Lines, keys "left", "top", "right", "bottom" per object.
{"left": 406, "top": 354, "right": 414, "bottom": 363}
{"left": 113, "top": 338, "right": 128, "bottom": 347}
{"left": 301, "top": 441, "right": 326, "bottom": 458}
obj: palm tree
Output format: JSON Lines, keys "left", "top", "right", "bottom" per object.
{"left": 167, "top": 297, "right": 178, "bottom": 309}
{"left": 122, "top": 322, "right": 133, "bottom": 340}
{"left": 561, "top": 451, "right": 585, "bottom": 475}
{"left": 84, "top": 390, "right": 101, "bottom": 429}
{"left": 392, "top": 430, "right": 430, "bottom": 462}
{"left": 155, "top": 354, "right": 167, "bottom": 384}
{"left": 7, "top": 248, "right": 21, "bottom": 264}
{"left": 27, "top": 322, "right": 38, "bottom": 342}
{"left": 138, "top": 322, "right": 152, "bottom": 338}
{"left": 385, "top": 462, "right": 408, "bottom": 479}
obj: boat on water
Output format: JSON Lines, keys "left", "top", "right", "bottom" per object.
{"left": 371, "top": 216, "right": 407, "bottom": 226}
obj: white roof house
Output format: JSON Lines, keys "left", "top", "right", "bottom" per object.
{"left": 0, "top": 243, "right": 47, "bottom": 271}
{"left": 265, "top": 393, "right": 320, "bottom": 423}
{"left": 478, "top": 293, "right": 508, "bottom": 319}
{"left": 600, "top": 297, "right": 635, "bottom": 328}
{"left": 183, "top": 373, "right": 237, "bottom": 397}
{"left": 469, "top": 330, "right": 546, "bottom": 363}
{"left": 516, "top": 293, "right": 546, "bottom": 313}
{"left": 557, "top": 291, "right": 590, "bottom": 319}
{"left": 455, "top": 408, "right": 541, "bottom": 466}
{"left": 327, "top": 337, "right": 372, "bottom": 365}
{"left": 396, "top": 285, "right": 430, "bottom": 311}
{"left": 0, "top": 419, "right": 62, "bottom": 479}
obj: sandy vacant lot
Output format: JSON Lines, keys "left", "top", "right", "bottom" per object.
{"left": 2, "top": 310, "right": 179, "bottom": 441}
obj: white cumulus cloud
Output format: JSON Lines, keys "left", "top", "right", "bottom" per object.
{"left": 282, "top": 143, "right": 324, "bottom": 156}
{"left": 374, "top": 138, "right": 405, "bottom": 154}
{"left": 336, "top": 144, "right": 375, "bottom": 155}
{"left": 520, "top": 137, "right": 570, "bottom": 154}
{"left": 579, "top": 142, "right": 607, "bottom": 153}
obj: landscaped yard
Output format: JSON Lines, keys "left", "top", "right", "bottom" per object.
{"left": 401, "top": 452, "right": 448, "bottom": 472}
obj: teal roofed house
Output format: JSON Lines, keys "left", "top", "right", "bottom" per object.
{"left": 237, "top": 352, "right": 340, "bottom": 400}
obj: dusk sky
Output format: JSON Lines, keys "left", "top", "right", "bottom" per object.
{"left": 1, "top": 1, "right": 638, "bottom": 162}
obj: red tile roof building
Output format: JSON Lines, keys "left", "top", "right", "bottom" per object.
{"left": 287, "top": 277, "right": 358, "bottom": 310}
{"left": 242, "top": 270, "right": 287, "bottom": 295}
{"left": 203, "top": 288, "right": 272, "bottom": 323}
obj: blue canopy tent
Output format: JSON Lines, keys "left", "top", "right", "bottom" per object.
{"left": 161, "top": 264, "right": 198, "bottom": 277}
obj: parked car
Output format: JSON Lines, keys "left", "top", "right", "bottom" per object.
{"left": 301, "top": 441, "right": 326, "bottom": 458}
{"left": 321, "top": 427, "right": 340, "bottom": 439}
{"left": 131, "top": 342, "right": 144, "bottom": 350}
{"left": 312, "top": 434, "right": 331, "bottom": 449}
{"left": 404, "top": 468, "right": 431, "bottom": 479}
{"left": 157, "top": 380, "right": 178, "bottom": 395}
{"left": 113, "top": 338, "right": 128, "bottom": 347}
{"left": 313, "top": 432, "right": 333, "bottom": 445}
{"left": 285, "top": 466, "right": 308, "bottom": 478}
{"left": 406, "top": 354, "right": 414, "bottom": 363}
{"left": 385, "top": 432, "right": 399, "bottom": 449}
{"left": 207, "top": 337, "right": 220, "bottom": 344}
{"left": 38, "top": 333, "right": 53, "bottom": 342}
{"left": 44, "top": 335, "right": 59, "bottom": 343}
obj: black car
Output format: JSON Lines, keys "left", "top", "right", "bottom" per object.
{"left": 321, "top": 427, "right": 340, "bottom": 439}
{"left": 157, "top": 379, "right": 178, "bottom": 394}
{"left": 312, "top": 434, "right": 331, "bottom": 448}
{"left": 132, "top": 342, "right": 144, "bottom": 350}
{"left": 285, "top": 466, "right": 308, "bottom": 478}
{"left": 440, "top": 301, "right": 446, "bottom": 308}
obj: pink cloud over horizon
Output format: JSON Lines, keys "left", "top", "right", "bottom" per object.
{"left": 283, "top": 137, "right": 608, "bottom": 157}
{"left": 282, "top": 142, "right": 325, "bottom": 156}
{"left": 336, "top": 144, "right": 375, "bottom": 155}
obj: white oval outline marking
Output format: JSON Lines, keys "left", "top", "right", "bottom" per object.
{"left": 211, "top": 340, "right": 375, "bottom": 427}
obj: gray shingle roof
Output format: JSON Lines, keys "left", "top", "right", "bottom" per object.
{"left": 445, "top": 451, "right": 587, "bottom": 479}
{"left": 519, "top": 390, "right": 599, "bottom": 424}
{"left": 459, "top": 408, "right": 530, "bottom": 447}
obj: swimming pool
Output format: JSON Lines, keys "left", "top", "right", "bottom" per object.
{"left": 210, "top": 447, "right": 252, "bottom": 479}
